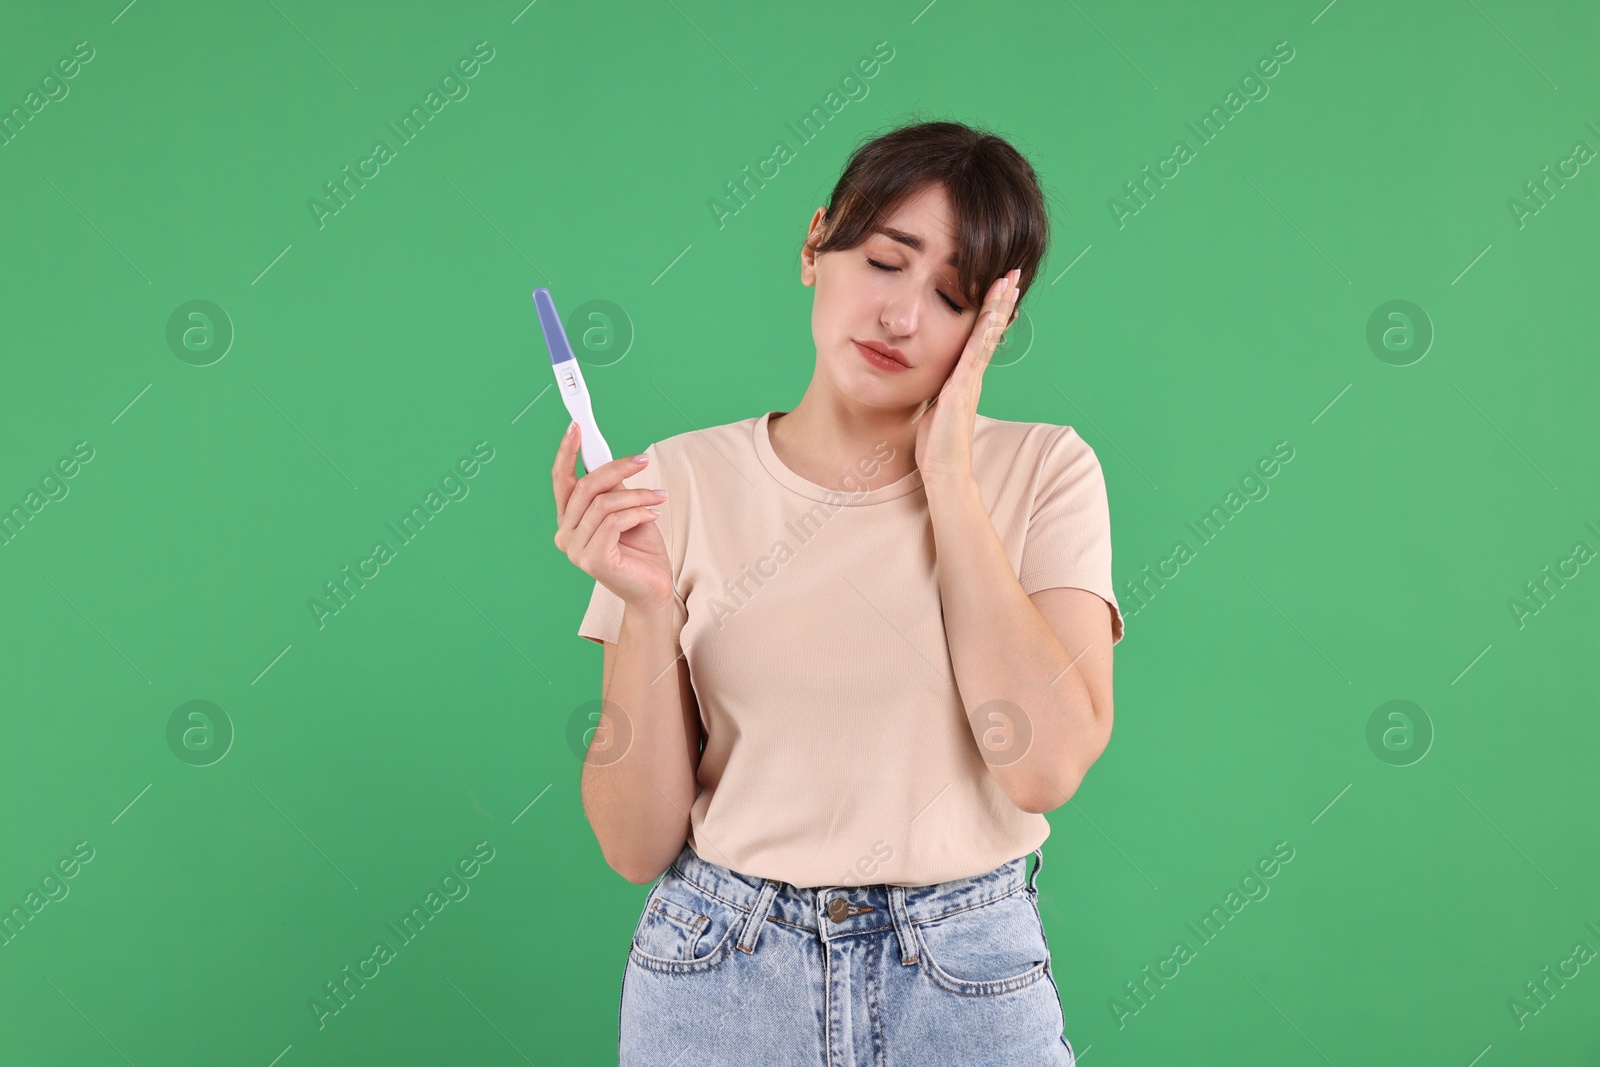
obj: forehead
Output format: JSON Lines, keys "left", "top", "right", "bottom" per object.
{"left": 871, "top": 184, "right": 960, "bottom": 267}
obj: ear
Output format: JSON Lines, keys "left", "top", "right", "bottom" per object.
{"left": 800, "top": 206, "right": 828, "bottom": 286}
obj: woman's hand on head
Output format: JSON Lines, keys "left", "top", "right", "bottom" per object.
{"left": 552, "top": 424, "right": 675, "bottom": 614}
{"left": 914, "top": 268, "right": 1021, "bottom": 482}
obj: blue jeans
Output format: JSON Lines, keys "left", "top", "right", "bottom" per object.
{"left": 619, "top": 841, "right": 1078, "bottom": 1066}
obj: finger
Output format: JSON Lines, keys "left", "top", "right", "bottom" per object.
{"left": 572, "top": 487, "right": 665, "bottom": 542}
{"left": 1000, "top": 281, "right": 1020, "bottom": 330}
{"left": 997, "top": 269, "right": 1021, "bottom": 302}
{"left": 568, "top": 490, "right": 663, "bottom": 565}
{"left": 972, "top": 308, "right": 1015, "bottom": 377}
{"left": 551, "top": 422, "right": 580, "bottom": 522}
{"left": 979, "top": 275, "right": 1004, "bottom": 316}
{"left": 553, "top": 422, "right": 610, "bottom": 528}
{"left": 942, "top": 311, "right": 991, "bottom": 395}
{"left": 560, "top": 455, "right": 646, "bottom": 547}
{"left": 555, "top": 435, "right": 648, "bottom": 540}
{"left": 970, "top": 308, "right": 1004, "bottom": 357}
{"left": 993, "top": 272, "right": 1020, "bottom": 320}
{"left": 974, "top": 277, "right": 1017, "bottom": 345}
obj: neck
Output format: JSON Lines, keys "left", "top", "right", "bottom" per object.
{"left": 769, "top": 391, "right": 926, "bottom": 491}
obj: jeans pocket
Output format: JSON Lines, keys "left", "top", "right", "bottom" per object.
{"left": 913, "top": 887, "right": 1051, "bottom": 997}
{"left": 629, "top": 872, "right": 744, "bottom": 975}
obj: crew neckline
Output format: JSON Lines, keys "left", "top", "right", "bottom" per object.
{"left": 752, "top": 411, "right": 925, "bottom": 505}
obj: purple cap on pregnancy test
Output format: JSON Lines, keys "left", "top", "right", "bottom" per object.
{"left": 532, "top": 288, "right": 574, "bottom": 364}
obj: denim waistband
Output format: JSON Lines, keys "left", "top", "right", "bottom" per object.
{"left": 660, "top": 841, "right": 1046, "bottom": 964}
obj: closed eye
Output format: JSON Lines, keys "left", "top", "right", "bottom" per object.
{"left": 866, "top": 258, "right": 966, "bottom": 314}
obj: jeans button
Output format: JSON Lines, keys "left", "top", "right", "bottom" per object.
{"left": 828, "top": 898, "right": 847, "bottom": 922}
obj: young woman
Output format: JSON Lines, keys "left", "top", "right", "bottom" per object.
{"left": 554, "top": 119, "right": 1122, "bottom": 1066}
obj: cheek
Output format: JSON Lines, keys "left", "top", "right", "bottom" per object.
{"left": 927, "top": 351, "right": 962, "bottom": 380}
{"left": 938, "top": 324, "right": 970, "bottom": 362}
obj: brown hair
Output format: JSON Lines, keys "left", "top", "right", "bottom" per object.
{"left": 805, "top": 118, "right": 1051, "bottom": 315}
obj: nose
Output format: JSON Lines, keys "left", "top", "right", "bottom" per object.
{"left": 880, "top": 289, "right": 918, "bottom": 338}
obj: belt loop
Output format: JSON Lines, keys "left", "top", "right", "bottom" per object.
{"left": 1027, "top": 847, "right": 1044, "bottom": 894}
{"left": 887, "top": 885, "right": 920, "bottom": 965}
{"left": 737, "top": 879, "right": 781, "bottom": 954}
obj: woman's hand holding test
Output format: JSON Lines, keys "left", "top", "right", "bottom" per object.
{"left": 552, "top": 423, "right": 673, "bottom": 614}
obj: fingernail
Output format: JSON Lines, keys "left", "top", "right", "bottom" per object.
{"left": 632, "top": 454, "right": 649, "bottom": 464}
{"left": 566, "top": 421, "right": 577, "bottom": 437}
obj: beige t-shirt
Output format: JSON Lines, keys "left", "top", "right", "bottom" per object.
{"left": 578, "top": 410, "right": 1123, "bottom": 888}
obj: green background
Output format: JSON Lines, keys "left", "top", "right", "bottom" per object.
{"left": 2, "top": 0, "right": 1597, "bottom": 1063}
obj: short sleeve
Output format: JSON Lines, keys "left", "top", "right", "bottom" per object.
{"left": 577, "top": 578, "right": 625, "bottom": 646}
{"left": 1017, "top": 426, "right": 1124, "bottom": 645}
{"left": 576, "top": 441, "right": 674, "bottom": 645}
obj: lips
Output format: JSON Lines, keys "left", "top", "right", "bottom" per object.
{"left": 854, "top": 339, "right": 909, "bottom": 367}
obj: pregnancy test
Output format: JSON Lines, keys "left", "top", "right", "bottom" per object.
{"left": 533, "top": 287, "right": 613, "bottom": 472}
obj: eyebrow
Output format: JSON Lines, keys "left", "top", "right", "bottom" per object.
{"left": 872, "top": 225, "right": 959, "bottom": 268}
